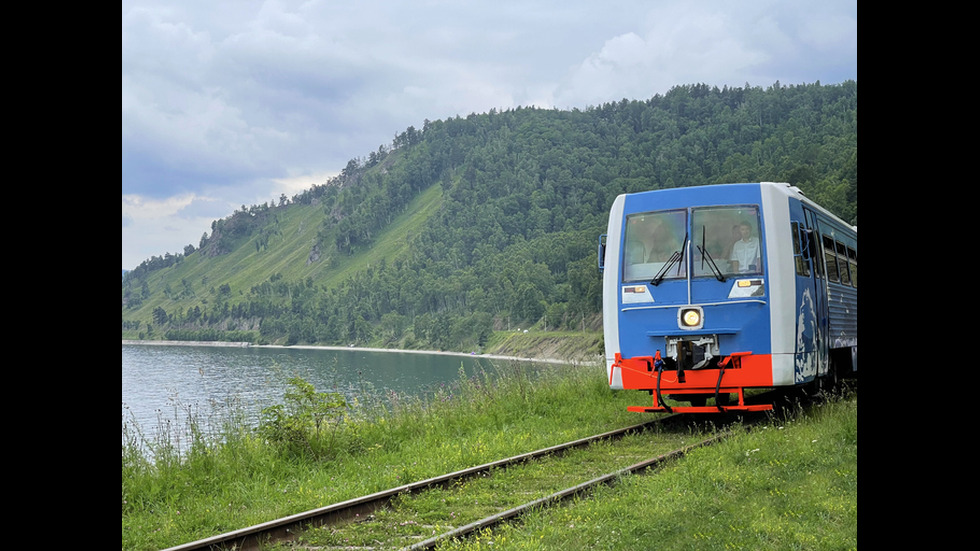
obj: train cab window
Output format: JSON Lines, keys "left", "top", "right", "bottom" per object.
{"left": 812, "top": 232, "right": 824, "bottom": 279}
{"left": 847, "top": 247, "right": 857, "bottom": 287}
{"left": 836, "top": 241, "right": 851, "bottom": 285}
{"left": 791, "top": 221, "right": 810, "bottom": 277}
{"left": 822, "top": 235, "right": 840, "bottom": 282}
{"left": 622, "top": 209, "right": 687, "bottom": 282}
{"left": 691, "top": 206, "right": 763, "bottom": 277}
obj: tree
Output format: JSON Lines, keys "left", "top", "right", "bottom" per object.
{"left": 122, "top": 82, "right": 857, "bottom": 351}
{"left": 258, "top": 377, "right": 349, "bottom": 458}
{"left": 152, "top": 306, "right": 168, "bottom": 326}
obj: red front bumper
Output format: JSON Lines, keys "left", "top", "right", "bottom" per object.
{"left": 612, "top": 352, "right": 774, "bottom": 413}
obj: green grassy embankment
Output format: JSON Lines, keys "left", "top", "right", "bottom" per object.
{"left": 122, "top": 361, "right": 856, "bottom": 550}
{"left": 442, "top": 392, "right": 858, "bottom": 550}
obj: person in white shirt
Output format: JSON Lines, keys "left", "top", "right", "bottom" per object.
{"left": 729, "top": 222, "right": 760, "bottom": 273}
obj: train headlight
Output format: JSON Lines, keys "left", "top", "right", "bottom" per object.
{"left": 683, "top": 310, "right": 701, "bottom": 326}
{"left": 679, "top": 307, "right": 703, "bottom": 330}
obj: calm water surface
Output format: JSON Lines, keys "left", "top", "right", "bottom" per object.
{"left": 122, "top": 343, "right": 542, "bottom": 447}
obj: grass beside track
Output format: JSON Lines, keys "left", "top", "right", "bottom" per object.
{"left": 442, "top": 393, "right": 858, "bottom": 550}
{"left": 122, "top": 361, "right": 645, "bottom": 550}
{"left": 121, "top": 362, "right": 857, "bottom": 550}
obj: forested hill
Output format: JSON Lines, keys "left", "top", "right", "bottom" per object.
{"left": 122, "top": 81, "right": 857, "bottom": 353}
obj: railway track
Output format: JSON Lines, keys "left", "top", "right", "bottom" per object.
{"left": 163, "top": 392, "right": 787, "bottom": 551}
{"left": 403, "top": 431, "right": 729, "bottom": 550}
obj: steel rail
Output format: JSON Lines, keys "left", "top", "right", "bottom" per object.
{"left": 404, "top": 431, "right": 731, "bottom": 550}
{"left": 161, "top": 418, "right": 670, "bottom": 551}
{"left": 398, "top": 388, "right": 812, "bottom": 548}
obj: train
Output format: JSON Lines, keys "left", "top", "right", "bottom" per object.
{"left": 599, "top": 182, "right": 856, "bottom": 413}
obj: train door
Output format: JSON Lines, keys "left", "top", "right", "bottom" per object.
{"left": 790, "top": 207, "right": 828, "bottom": 383}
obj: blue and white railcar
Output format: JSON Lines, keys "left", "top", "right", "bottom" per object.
{"left": 599, "top": 182, "right": 857, "bottom": 413}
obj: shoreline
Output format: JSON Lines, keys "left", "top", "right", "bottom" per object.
{"left": 121, "top": 339, "right": 585, "bottom": 365}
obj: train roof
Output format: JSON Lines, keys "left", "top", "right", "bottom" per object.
{"left": 761, "top": 182, "right": 856, "bottom": 233}
{"left": 620, "top": 182, "right": 856, "bottom": 234}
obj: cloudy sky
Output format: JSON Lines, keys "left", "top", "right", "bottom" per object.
{"left": 122, "top": 0, "right": 857, "bottom": 270}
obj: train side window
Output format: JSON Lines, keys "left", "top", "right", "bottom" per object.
{"left": 822, "top": 235, "right": 839, "bottom": 282}
{"left": 836, "top": 241, "right": 850, "bottom": 285}
{"left": 847, "top": 247, "right": 857, "bottom": 287}
{"left": 790, "top": 222, "right": 810, "bottom": 277}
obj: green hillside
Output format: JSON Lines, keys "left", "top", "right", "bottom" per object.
{"left": 122, "top": 180, "right": 443, "bottom": 336}
{"left": 122, "top": 81, "right": 857, "bottom": 354}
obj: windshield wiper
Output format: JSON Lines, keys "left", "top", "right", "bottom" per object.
{"left": 698, "top": 226, "right": 726, "bottom": 282}
{"left": 698, "top": 245, "right": 726, "bottom": 282}
{"left": 651, "top": 234, "right": 688, "bottom": 286}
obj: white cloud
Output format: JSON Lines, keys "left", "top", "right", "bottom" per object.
{"left": 122, "top": 0, "right": 856, "bottom": 269}
{"left": 122, "top": 193, "right": 219, "bottom": 265}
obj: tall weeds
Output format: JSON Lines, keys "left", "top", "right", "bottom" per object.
{"left": 122, "top": 360, "right": 641, "bottom": 550}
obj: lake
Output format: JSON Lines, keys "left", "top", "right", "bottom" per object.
{"left": 122, "top": 342, "right": 556, "bottom": 451}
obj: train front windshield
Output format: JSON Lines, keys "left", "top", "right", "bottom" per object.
{"left": 622, "top": 205, "right": 763, "bottom": 282}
